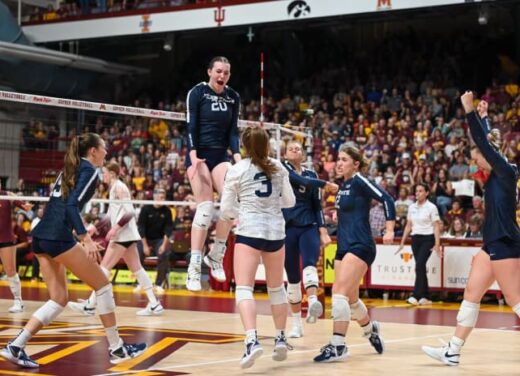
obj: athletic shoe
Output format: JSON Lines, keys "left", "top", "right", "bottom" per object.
{"left": 363, "top": 321, "right": 384, "bottom": 354}
{"left": 422, "top": 344, "right": 460, "bottom": 366}
{"left": 203, "top": 255, "right": 226, "bottom": 282}
{"left": 419, "top": 298, "right": 433, "bottom": 305}
{"left": 240, "top": 340, "right": 263, "bottom": 369}
{"left": 136, "top": 302, "right": 164, "bottom": 316}
{"left": 67, "top": 300, "right": 95, "bottom": 316}
{"left": 8, "top": 299, "right": 24, "bottom": 313}
{"left": 109, "top": 342, "right": 148, "bottom": 364}
{"left": 0, "top": 343, "right": 39, "bottom": 368}
{"left": 313, "top": 343, "right": 348, "bottom": 363}
{"left": 306, "top": 300, "right": 323, "bottom": 324}
{"left": 272, "top": 334, "right": 292, "bottom": 361}
{"left": 186, "top": 264, "right": 202, "bottom": 292}
{"left": 407, "top": 296, "right": 419, "bottom": 305}
{"left": 287, "top": 323, "right": 303, "bottom": 338}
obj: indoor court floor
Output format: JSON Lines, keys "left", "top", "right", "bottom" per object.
{"left": 0, "top": 281, "right": 518, "bottom": 376}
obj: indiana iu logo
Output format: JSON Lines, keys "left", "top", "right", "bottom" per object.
{"left": 377, "top": 0, "right": 392, "bottom": 10}
{"left": 0, "top": 320, "right": 243, "bottom": 375}
{"left": 287, "top": 0, "right": 311, "bottom": 18}
{"left": 140, "top": 15, "right": 152, "bottom": 33}
{"left": 214, "top": 4, "right": 225, "bottom": 26}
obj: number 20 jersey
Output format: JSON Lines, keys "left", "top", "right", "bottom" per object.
{"left": 220, "top": 158, "right": 295, "bottom": 241}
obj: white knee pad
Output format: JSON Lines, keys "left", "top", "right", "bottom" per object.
{"left": 268, "top": 285, "right": 288, "bottom": 306}
{"left": 235, "top": 285, "right": 254, "bottom": 306}
{"left": 302, "top": 266, "right": 319, "bottom": 290}
{"left": 96, "top": 284, "right": 116, "bottom": 315}
{"left": 287, "top": 283, "right": 302, "bottom": 304}
{"left": 331, "top": 294, "right": 350, "bottom": 322}
{"left": 456, "top": 300, "right": 480, "bottom": 327}
{"left": 192, "top": 201, "right": 214, "bottom": 230}
{"left": 33, "top": 300, "right": 64, "bottom": 326}
{"left": 350, "top": 299, "right": 368, "bottom": 321}
{"left": 134, "top": 268, "right": 153, "bottom": 290}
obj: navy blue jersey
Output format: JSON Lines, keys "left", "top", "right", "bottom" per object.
{"left": 282, "top": 161, "right": 326, "bottom": 228}
{"left": 467, "top": 111, "right": 520, "bottom": 245}
{"left": 32, "top": 158, "right": 99, "bottom": 241}
{"left": 336, "top": 173, "right": 396, "bottom": 252}
{"left": 186, "top": 82, "right": 240, "bottom": 154}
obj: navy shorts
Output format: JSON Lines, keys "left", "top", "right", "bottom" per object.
{"left": 236, "top": 235, "right": 285, "bottom": 252}
{"left": 483, "top": 237, "right": 520, "bottom": 261}
{"left": 32, "top": 237, "right": 77, "bottom": 258}
{"left": 185, "top": 148, "right": 230, "bottom": 172}
{"left": 113, "top": 240, "right": 137, "bottom": 248}
{"left": 335, "top": 247, "right": 376, "bottom": 267}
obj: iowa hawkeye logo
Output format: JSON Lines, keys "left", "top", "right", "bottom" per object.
{"left": 0, "top": 319, "right": 244, "bottom": 375}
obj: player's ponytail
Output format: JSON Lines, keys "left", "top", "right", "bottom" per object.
{"left": 242, "top": 126, "right": 278, "bottom": 180}
{"left": 62, "top": 133, "right": 102, "bottom": 199}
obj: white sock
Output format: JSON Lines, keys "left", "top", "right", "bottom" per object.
{"left": 449, "top": 336, "right": 464, "bottom": 353}
{"left": 245, "top": 329, "right": 257, "bottom": 344}
{"left": 11, "top": 329, "right": 32, "bottom": 348}
{"left": 7, "top": 274, "right": 21, "bottom": 301}
{"left": 331, "top": 334, "right": 345, "bottom": 346}
{"left": 292, "top": 311, "right": 302, "bottom": 325}
{"left": 210, "top": 238, "right": 227, "bottom": 260}
{"left": 190, "top": 251, "right": 202, "bottom": 266}
{"left": 275, "top": 329, "right": 285, "bottom": 338}
{"left": 105, "top": 326, "right": 122, "bottom": 350}
{"left": 361, "top": 321, "right": 373, "bottom": 336}
{"left": 134, "top": 268, "right": 159, "bottom": 306}
{"left": 307, "top": 294, "right": 318, "bottom": 307}
{"left": 512, "top": 302, "right": 520, "bottom": 318}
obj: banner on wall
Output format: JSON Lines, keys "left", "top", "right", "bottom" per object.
{"left": 443, "top": 246, "right": 499, "bottom": 290}
{"left": 371, "top": 245, "right": 442, "bottom": 287}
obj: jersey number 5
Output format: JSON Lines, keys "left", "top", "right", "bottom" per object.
{"left": 211, "top": 102, "right": 228, "bottom": 112}
{"left": 254, "top": 172, "right": 272, "bottom": 197}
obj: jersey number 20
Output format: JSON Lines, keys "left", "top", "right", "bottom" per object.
{"left": 254, "top": 172, "right": 272, "bottom": 197}
{"left": 211, "top": 102, "right": 228, "bottom": 111}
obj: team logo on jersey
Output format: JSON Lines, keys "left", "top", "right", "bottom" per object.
{"left": 287, "top": 0, "right": 311, "bottom": 18}
{"left": 140, "top": 15, "right": 152, "bottom": 33}
{"left": 0, "top": 319, "right": 243, "bottom": 375}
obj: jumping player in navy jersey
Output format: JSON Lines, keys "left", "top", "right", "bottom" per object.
{"left": 0, "top": 133, "right": 146, "bottom": 368}
{"left": 422, "top": 92, "right": 520, "bottom": 367}
{"left": 314, "top": 144, "right": 395, "bottom": 363}
{"left": 282, "top": 141, "right": 338, "bottom": 338}
{"left": 185, "top": 56, "right": 241, "bottom": 291}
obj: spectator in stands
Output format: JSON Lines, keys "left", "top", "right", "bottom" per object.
{"left": 447, "top": 217, "right": 467, "bottom": 239}
{"left": 465, "top": 214, "right": 483, "bottom": 239}
{"left": 465, "top": 195, "right": 485, "bottom": 224}
{"left": 432, "top": 168, "right": 453, "bottom": 216}
{"left": 446, "top": 198, "right": 464, "bottom": 224}
{"left": 395, "top": 186, "right": 413, "bottom": 219}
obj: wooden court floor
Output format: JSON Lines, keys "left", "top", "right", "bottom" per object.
{"left": 0, "top": 282, "right": 517, "bottom": 375}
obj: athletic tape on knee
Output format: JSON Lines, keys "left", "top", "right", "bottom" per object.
{"left": 349, "top": 299, "right": 368, "bottom": 321}
{"left": 33, "top": 300, "right": 64, "bottom": 326}
{"left": 302, "top": 266, "right": 319, "bottom": 290}
{"left": 268, "top": 285, "right": 288, "bottom": 305}
{"left": 96, "top": 284, "right": 116, "bottom": 315}
{"left": 332, "top": 294, "right": 350, "bottom": 322}
{"left": 192, "top": 201, "right": 214, "bottom": 230}
{"left": 235, "top": 285, "right": 254, "bottom": 306}
{"left": 287, "top": 283, "right": 302, "bottom": 304}
{"left": 456, "top": 300, "right": 480, "bottom": 328}
{"left": 134, "top": 268, "right": 153, "bottom": 290}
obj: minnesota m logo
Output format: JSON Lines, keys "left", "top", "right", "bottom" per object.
{"left": 377, "top": 0, "right": 392, "bottom": 9}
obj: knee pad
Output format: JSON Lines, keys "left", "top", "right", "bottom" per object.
{"left": 302, "top": 266, "right": 319, "bottom": 290}
{"left": 192, "top": 201, "right": 214, "bottom": 230}
{"left": 350, "top": 299, "right": 368, "bottom": 321}
{"left": 268, "top": 285, "right": 287, "bottom": 306}
{"left": 96, "top": 284, "right": 116, "bottom": 315}
{"left": 33, "top": 300, "right": 64, "bottom": 326}
{"left": 456, "top": 300, "right": 480, "bottom": 327}
{"left": 287, "top": 283, "right": 302, "bottom": 304}
{"left": 235, "top": 285, "right": 254, "bottom": 306}
{"left": 331, "top": 294, "right": 350, "bottom": 322}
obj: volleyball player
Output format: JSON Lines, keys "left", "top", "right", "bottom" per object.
{"left": 0, "top": 134, "right": 146, "bottom": 368}
{"left": 220, "top": 126, "right": 295, "bottom": 369}
{"left": 185, "top": 56, "right": 241, "bottom": 291}
{"left": 422, "top": 92, "right": 520, "bottom": 366}
{"left": 68, "top": 161, "right": 163, "bottom": 316}
{"left": 314, "top": 144, "right": 395, "bottom": 363}
{"left": 282, "top": 140, "right": 338, "bottom": 338}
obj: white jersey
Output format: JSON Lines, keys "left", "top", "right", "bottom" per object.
{"left": 221, "top": 158, "right": 295, "bottom": 241}
{"left": 107, "top": 179, "right": 141, "bottom": 242}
